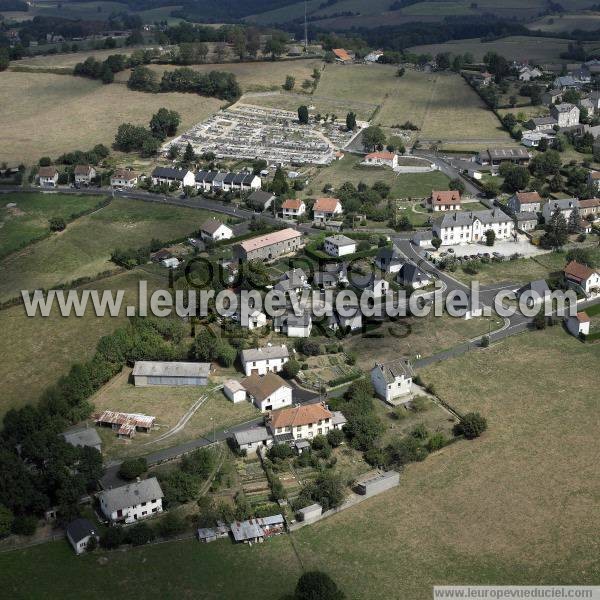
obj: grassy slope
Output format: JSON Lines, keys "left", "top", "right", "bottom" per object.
{"left": 0, "top": 71, "right": 223, "bottom": 164}
{"left": 0, "top": 193, "right": 102, "bottom": 256}
{"left": 1, "top": 328, "right": 599, "bottom": 598}
{"left": 0, "top": 197, "right": 220, "bottom": 301}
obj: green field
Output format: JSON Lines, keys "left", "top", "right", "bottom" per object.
{"left": 0, "top": 71, "right": 224, "bottom": 164}
{"left": 0, "top": 269, "right": 167, "bottom": 419}
{"left": 0, "top": 192, "right": 103, "bottom": 257}
{"left": 0, "top": 197, "right": 220, "bottom": 301}
{"left": 2, "top": 327, "right": 599, "bottom": 598}
{"left": 304, "top": 154, "right": 450, "bottom": 200}
{"left": 528, "top": 11, "right": 600, "bottom": 33}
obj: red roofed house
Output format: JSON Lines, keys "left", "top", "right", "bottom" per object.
{"left": 111, "top": 169, "right": 138, "bottom": 188}
{"left": 38, "top": 166, "right": 59, "bottom": 187}
{"left": 234, "top": 227, "right": 303, "bottom": 261}
{"left": 564, "top": 261, "right": 600, "bottom": 295}
{"left": 332, "top": 48, "right": 353, "bottom": 63}
{"left": 74, "top": 165, "right": 96, "bottom": 186}
{"left": 565, "top": 311, "right": 590, "bottom": 337}
{"left": 267, "top": 402, "right": 338, "bottom": 440}
{"left": 364, "top": 151, "right": 398, "bottom": 169}
{"left": 428, "top": 190, "right": 461, "bottom": 212}
{"left": 507, "top": 191, "right": 542, "bottom": 214}
{"left": 313, "top": 197, "right": 343, "bottom": 223}
{"left": 587, "top": 170, "right": 600, "bottom": 191}
{"left": 281, "top": 198, "right": 306, "bottom": 220}
{"left": 578, "top": 197, "right": 600, "bottom": 221}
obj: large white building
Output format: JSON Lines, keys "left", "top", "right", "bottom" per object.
{"left": 323, "top": 234, "right": 357, "bottom": 257}
{"left": 432, "top": 209, "right": 514, "bottom": 246}
{"left": 98, "top": 477, "right": 164, "bottom": 524}
{"left": 371, "top": 359, "right": 414, "bottom": 404}
{"left": 240, "top": 345, "right": 290, "bottom": 376}
{"left": 550, "top": 103, "right": 580, "bottom": 128}
{"left": 267, "top": 402, "right": 339, "bottom": 440}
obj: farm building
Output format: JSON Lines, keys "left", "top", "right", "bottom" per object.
{"left": 95, "top": 410, "right": 155, "bottom": 438}
{"left": 131, "top": 361, "right": 211, "bottom": 386}
{"left": 477, "top": 148, "right": 530, "bottom": 169}
{"left": 247, "top": 190, "right": 276, "bottom": 212}
{"left": 232, "top": 426, "right": 272, "bottom": 453}
{"left": 297, "top": 503, "right": 323, "bottom": 523}
{"left": 98, "top": 477, "right": 164, "bottom": 524}
{"left": 356, "top": 471, "right": 400, "bottom": 497}
{"left": 234, "top": 228, "right": 303, "bottom": 262}
{"left": 241, "top": 372, "right": 293, "bottom": 412}
{"left": 230, "top": 515, "right": 285, "bottom": 543}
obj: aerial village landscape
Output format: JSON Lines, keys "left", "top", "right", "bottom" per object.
{"left": 0, "top": 0, "right": 599, "bottom": 598}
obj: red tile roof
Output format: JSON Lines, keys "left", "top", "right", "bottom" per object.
{"left": 269, "top": 402, "right": 332, "bottom": 429}
{"left": 576, "top": 311, "right": 590, "bottom": 322}
{"left": 282, "top": 198, "right": 304, "bottom": 210}
{"left": 515, "top": 191, "right": 541, "bottom": 204}
{"left": 38, "top": 166, "right": 57, "bottom": 177}
{"left": 579, "top": 198, "right": 600, "bottom": 209}
{"left": 564, "top": 261, "right": 597, "bottom": 282}
{"left": 332, "top": 48, "right": 352, "bottom": 62}
{"left": 313, "top": 198, "right": 341, "bottom": 213}
{"left": 238, "top": 228, "right": 302, "bottom": 252}
{"left": 366, "top": 151, "right": 395, "bottom": 161}
{"left": 431, "top": 190, "right": 461, "bottom": 205}
{"left": 112, "top": 169, "right": 137, "bottom": 181}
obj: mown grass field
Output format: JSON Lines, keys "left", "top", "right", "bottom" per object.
{"left": 528, "top": 11, "right": 600, "bottom": 32}
{"left": 304, "top": 154, "right": 450, "bottom": 199}
{"left": 0, "top": 71, "right": 224, "bottom": 164}
{"left": 0, "top": 192, "right": 103, "bottom": 257}
{"left": 0, "top": 197, "right": 220, "bottom": 301}
{"left": 0, "top": 269, "right": 167, "bottom": 419}
{"left": 2, "top": 327, "right": 598, "bottom": 599}
{"left": 93, "top": 369, "right": 260, "bottom": 460}
{"left": 114, "top": 58, "right": 324, "bottom": 94}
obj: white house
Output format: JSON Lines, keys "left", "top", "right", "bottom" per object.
{"left": 428, "top": 190, "right": 461, "bottom": 212}
{"left": 371, "top": 359, "right": 414, "bottom": 404}
{"left": 74, "top": 165, "right": 96, "bottom": 185}
{"left": 223, "top": 380, "right": 247, "bottom": 403}
{"left": 240, "top": 309, "right": 267, "bottom": 330}
{"left": 564, "top": 261, "right": 600, "bottom": 295}
{"left": 565, "top": 312, "right": 591, "bottom": 337}
{"left": 507, "top": 191, "right": 542, "bottom": 214}
{"left": 313, "top": 198, "right": 343, "bottom": 223}
{"left": 200, "top": 218, "right": 233, "bottom": 242}
{"left": 375, "top": 246, "right": 405, "bottom": 273}
{"left": 519, "top": 66, "right": 542, "bottom": 81}
{"left": 397, "top": 263, "right": 433, "bottom": 289}
{"left": 363, "top": 151, "right": 398, "bottom": 169}
{"left": 38, "top": 166, "right": 58, "bottom": 187}
{"left": 98, "top": 477, "right": 164, "bottom": 524}
{"left": 542, "top": 198, "right": 579, "bottom": 222}
{"left": 240, "top": 345, "right": 289, "bottom": 376}
{"left": 267, "top": 402, "right": 338, "bottom": 440}
{"left": 273, "top": 311, "right": 312, "bottom": 337}
{"left": 151, "top": 166, "right": 195, "bottom": 188}
{"left": 550, "top": 103, "right": 580, "bottom": 128}
{"left": 433, "top": 209, "right": 514, "bottom": 246}
{"left": 323, "top": 234, "right": 357, "bottom": 257}
{"left": 357, "top": 276, "right": 390, "bottom": 298}
{"left": 66, "top": 518, "right": 99, "bottom": 555}
{"left": 232, "top": 426, "right": 272, "bottom": 453}
{"left": 281, "top": 198, "right": 306, "bottom": 220}
{"left": 241, "top": 372, "right": 292, "bottom": 412}
{"left": 111, "top": 169, "right": 138, "bottom": 188}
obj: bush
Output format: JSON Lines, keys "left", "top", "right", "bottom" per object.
{"left": 327, "top": 428, "right": 345, "bottom": 447}
{"left": 118, "top": 457, "right": 148, "bottom": 481}
{"left": 426, "top": 433, "right": 447, "bottom": 452}
{"left": 268, "top": 443, "right": 294, "bottom": 461}
{"left": 157, "top": 511, "right": 186, "bottom": 538}
{"left": 410, "top": 424, "right": 428, "bottom": 440}
{"left": 282, "top": 359, "right": 301, "bottom": 379}
{"left": 454, "top": 412, "right": 487, "bottom": 439}
{"left": 125, "top": 522, "right": 156, "bottom": 546}
{"left": 11, "top": 515, "right": 37, "bottom": 536}
{"left": 100, "top": 526, "right": 125, "bottom": 549}
{"left": 411, "top": 396, "right": 429, "bottom": 412}
{"left": 311, "top": 435, "right": 329, "bottom": 451}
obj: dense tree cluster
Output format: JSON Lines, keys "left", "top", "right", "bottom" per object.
{"left": 158, "top": 68, "right": 241, "bottom": 101}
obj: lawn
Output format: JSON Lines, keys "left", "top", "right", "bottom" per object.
{"left": 3, "top": 328, "right": 598, "bottom": 598}
{"left": 304, "top": 154, "right": 451, "bottom": 199}
{"left": 114, "top": 58, "right": 324, "bottom": 94}
{"left": 0, "top": 71, "right": 224, "bottom": 164}
{"left": 0, "top": 197, "right": 221, "bottom": 301}
{"left": 0, "top": 192, "right": 103, "bottom": 257}
{"left": 0, "top": 269, "right": 167, "bottom": 419}
{"left": 92, "top": 369, "right": 260, "bottom": 460}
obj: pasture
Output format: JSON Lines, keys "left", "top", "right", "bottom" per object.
{"left": 304, "top": 154, "right": 451, "bottom": 199}
{"left": 2, "top": 327, "right": 599, "bottom": 598}
{"left": 0, "top": 269, "right": 165, "bottom": 419}
{"left": 0, "top": 71, "right": 224, "bottom": 164}
{"left": 0, "top": 192, "right": 103, "bottom": 257}
{"left": 528, "top": 11, "right": 600, "bottom": 33}
{"left": 0, "top": 197, "right": 221, "bottom": 301}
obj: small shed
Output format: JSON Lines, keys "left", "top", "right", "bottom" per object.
{"left": 293, "top": 439, "right": 311, "bottom": 454}
{"left": 224, "top": 380, "right": 247, "bottom": 403}
{"left": 197, "top": 528, "right": 217, "bottom": 543}
{"left": 297, "top": 503, "right": 322, "bottom": 523}
{"left": 66, "top": 518, "right": 98, "bottom": 555}
{"left": 356, "top": 471, "right": 400, "bottom": 497}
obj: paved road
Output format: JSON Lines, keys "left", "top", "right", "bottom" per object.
{"left": 411, "top": 150, "right": 481, "bottom": 197}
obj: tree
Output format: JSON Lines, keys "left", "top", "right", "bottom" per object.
{"left": 268, "top": 443, "right": 294, "bottom": 461}
{"left": 0, "top": 505, "right": 13, "bottom": 538}
{"left": 265, "top": 37, "right": 285, "bottom": 60}
{"left": 39, "top": 157, "right": 52, "bottom": 167}
{"left": 482, "top": 179, "right": 500, "bottom": 198}
{"left": 501, "top": 165, "right": 530, "bottom": 193}
{"left": 158, "top": 511, "right": 186, "bottom": 537}
{"left": 49, "top": 217, "right": 66, "bottom": 232}
{"left": 283, "top": 75, "right": 295, "bottom": 91}
{"left": 449, "top": 178, "right": 465, "bottom": 195}
{"left": 141, "top": 136, "right": 160, "bottom": 158}
{"left": 566, "top": 247, "right": 595, "bottom": 267}
{"left": 501, "top": 113, "right": 517, "bottom": 131}
{"left": 118, "top": 457, "right": 147, "bottom": 480}
{"left": 100, "top": 526, "right": 124, "bottom": 549}
{"left": 282, "top": 359, "right": 300, "bottom": 379}
{"left": 271, "top": 166, "right": 289, "bottom": 196}
{"left": 183, "top": 142, "right": 196, "bottom": 163}
{"left": 361, "top": 126, "right": 386, "bottom": 151}
{"left": 149, "top": 108, "right": 181, "bottom": 141}
{"left": 455, "top": 412, "right": 488, "bottom": 439}
{"left": 485, "top": 229, "right": 496, "bottom": 246}
{"left": 127, "top": 65, "right": 158, "bottom": 92}
{"left": 431, "top": 237, "right": 442, "bottom": 250}
{"left": 293, "top": 571, "right": 345, "bottom": 600}
{"left": 307, "top": 472, "right": 345, "bottom": 510}
{"left": 529, "top": 149, "right": 561, "bottom": 177}
{"left": 568, "top": 206, "right": 582, "bottom": 233}
{"left": 327, "top": 428, "right": 345, "bottom": 447}
{"left": 346, "top": 111, "right": 357, "bottom": 131}
{"left": 181, "top": 448, "right": 217, "bottom": 480}
{"left": 541, "top": 208, "right": 568, "bottom": 249}
{"left": 298, "top": 105, "right": 309, "bottom": 124}
{"left": 126, "top": 522, "right": 156, "bottom": 546}
{"left": 0, "top": 48, "right": 9, "bottom": 72}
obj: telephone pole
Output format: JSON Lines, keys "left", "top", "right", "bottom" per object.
{"left": 304, "top": 1, "right": 308, "bottom": 49}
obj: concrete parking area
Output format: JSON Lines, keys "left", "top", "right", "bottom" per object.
{"left": 434, "top": 235, "right": 547, "bottom": 260}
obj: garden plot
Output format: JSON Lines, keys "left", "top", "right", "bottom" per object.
{"left": 164, "top": 103, "right": 358, "bottom": 166}
{"left": 296, "top": 353, "right": 361, "bottom": 390}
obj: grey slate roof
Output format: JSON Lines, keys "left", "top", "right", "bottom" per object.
{"left": 374, "top": 358, "right": 414, "bottom": 383}
{"left": 545, "top": 198, "right": 579, "bottom": 211}
{"left": 376, "top": 245, "right": 404, "bottom": 265}
{"left": 515, "top": 211, "right": 538, "bottom": 222}
{"left": 475, "top": 208, "right": 512, "bottom": 225}
{"left": 248, "top": 190, "right": 275, "bottom": 208}
{"left": 233, "top": 426, "right": 271, "bottom": 446}
{"left": 99, "top": 477, "right": 164, "bottom": 514}
{"left": 201, "top": 217, "right": 226, "bottom": 235}
{"left": 132, "top": 361, "right": 211, "bottom": 378}
{"left": 62, "top": 428, "right": 102, "bottom": 449}
{"left": 66, "top": 518, "right": 97, "bottom": 543}
{"left": 195, "top": 170, "right": 208, "bottom": 183}
{"left": 152, "top": 167, "right": 190, "bottom": 180}
{"left": 324, "top": 234, "right": 356, "bottom": 247}
{"left": 436, "top": 209, "right": 511, "bottom": 229}
{"left": 397, "top": 263, "right": 431, "bottom": 286}
{"left": 240, "top": 345, "right": 289, "bottom": 364}
{"left": 517, "top": 279, "right": 550, "bottom": 297}
{"left": 530, "top": 116, "right": 557, "bottom": 126}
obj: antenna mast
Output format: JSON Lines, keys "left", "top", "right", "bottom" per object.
{"left": 304, "top": 0, "right": 308, "bottom": 48}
